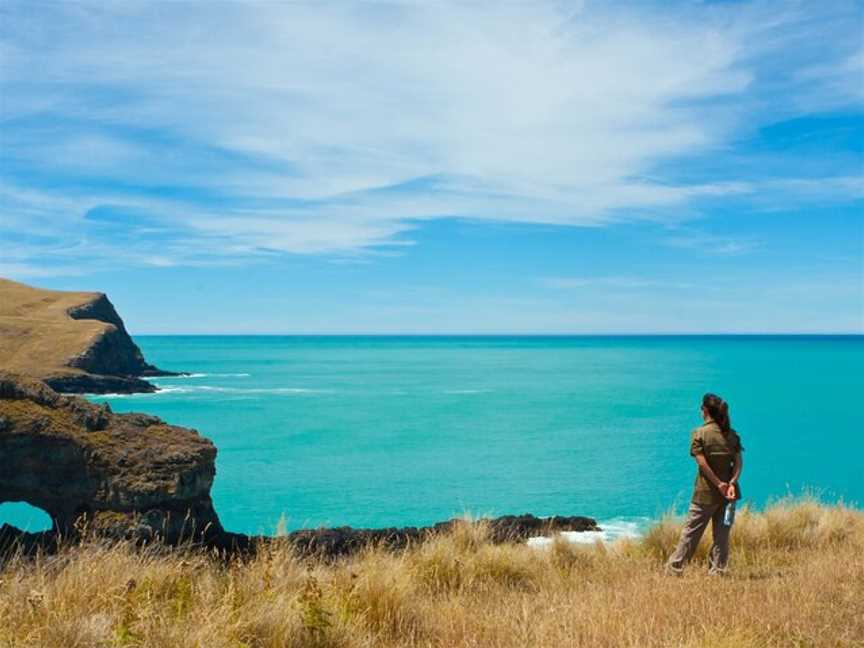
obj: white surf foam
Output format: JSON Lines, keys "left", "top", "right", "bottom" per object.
{"left": 162, "top": 372, "right": 251, "bottom": 379}
{"left": 195, "top": 386, "right": 324, "bottom": 394}
{"left": 526, "top": 518, "right": 646, "bottom": 548}
{"left": 80, "top": 392, "right": 130, "bottom": 398}
{"left": 96, "top": 386, "right": 188, "bottom": 396}
{"left": 79, "top": 386, "right": 185, "bottom": 398}
{"left": 142, "top": 385, "right": 329, "bottom": 395}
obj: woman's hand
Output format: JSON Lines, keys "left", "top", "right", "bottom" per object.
{"left": 726, "top": 483, "right": 737, "bottom": 500}
{"left": 717, "top": 481, "right": 729, "bottom": 497}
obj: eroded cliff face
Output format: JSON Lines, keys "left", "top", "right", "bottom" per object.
{"left": 66, "top": 294, "right": 163, "bottom": 377}
{"left": 0, "top": 278, "right": 177, "bottom": 394}
{"left": 0, "top": 372, "right": 222, "bottom": 544}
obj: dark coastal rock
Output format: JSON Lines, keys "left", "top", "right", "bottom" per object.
{"left": 65, "top": 293, "right": 168, "bottom": 379}
{"left": 272, "top": 513, "right": 600, "bottom": 559}
{"left": 0, "top": 372, "right": 221, "bottom": 546}
{"left": 0, "top": 277, "right": 180, "bottom": 395}
{"left": 44, "top": 373, "right": 159, "bottom": 395}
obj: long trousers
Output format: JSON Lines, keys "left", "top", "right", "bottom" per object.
{"left": 666, "top": 501, "right": 731, "bottom": 575}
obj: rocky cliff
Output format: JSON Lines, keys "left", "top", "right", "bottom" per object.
{"left": 0, "top": 278, "right": 177, "bottom": 394}
{"left": 0, "top": 372, "right": 222, "bottom": 544}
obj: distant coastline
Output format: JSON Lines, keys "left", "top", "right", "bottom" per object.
{"left": 129, "top": 332, "right": 864, "bottom": 337}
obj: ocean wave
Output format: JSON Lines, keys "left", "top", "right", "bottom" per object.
{"left": 526, "top": 518, "right": 646, "bottom": 548}
{"left": 152, "top": 385, "right": 328, "bottom": 395}
{"left": 89, "top": 384, "right": 328, "bottom": 397}
{"left": 83, "top": 392, "right": 133, "bottom": 398}
{"left": 161, "top": 372, "right": 251, "bottom": 379}
{"left": 443, "top": 389, "right": 492, "bottom": 394}
{"left": 84, "top": 387, "right": 187, "bottom": 397}
{"left": 92, "top": 386, "right": 189, "bottom": 396}
{"left": 200, "top": 386, "right": 324, "bottom": 394}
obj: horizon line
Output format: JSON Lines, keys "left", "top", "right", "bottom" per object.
{"left": 129, "top": 332, "right": 864, "bottom": 337}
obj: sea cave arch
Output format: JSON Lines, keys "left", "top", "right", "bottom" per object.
{"left": 0, "top": 501, "right": 53, "bottom": 532}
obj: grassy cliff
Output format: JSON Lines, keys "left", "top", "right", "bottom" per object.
{"left": 1, "top": 498, "right": 861, "bottom": 647}
{"left": 0, "top": 278, "right": 170, "bottom": 393}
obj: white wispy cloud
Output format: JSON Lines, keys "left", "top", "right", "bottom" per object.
{"left": 661, "top": 229, "right": 760, "bottom": 256}
{"left": 0, "top": 0, "right": 861, "bottom": 274}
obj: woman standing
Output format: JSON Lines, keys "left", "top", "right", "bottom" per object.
{"left": 667, "top": 393, "right": 743, "bottom": 575}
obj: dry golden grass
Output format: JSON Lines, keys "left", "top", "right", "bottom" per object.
{"left": 1, "top": 498, "right": 862, "bottom": 648}
{"left": 0, "top": 278, "right": 107, "bottom": 379}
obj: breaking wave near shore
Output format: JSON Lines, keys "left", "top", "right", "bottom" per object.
{"left": 527, "top": 518, "right": 647, "bottom": 547}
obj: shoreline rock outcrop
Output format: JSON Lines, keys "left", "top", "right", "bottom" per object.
{"left": 0, "top": 372, "right": 222, "bottom": 545}
{"left": 0, "top": 277, "right": 179, "bottom": 395}
{"left": 265, "top": 512, "right": 600, "bottom": 559}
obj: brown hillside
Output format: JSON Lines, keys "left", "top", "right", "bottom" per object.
{"left": 0, "top": 278, "right": 173, "bottom": 393}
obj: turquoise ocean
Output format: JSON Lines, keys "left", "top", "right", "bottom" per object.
{"left": 3, "top": 336, "right": 862, "bottom": 539}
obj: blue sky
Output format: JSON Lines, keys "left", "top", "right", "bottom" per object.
{"left": 1, "top": 0, "right": 862, "bottom": 333}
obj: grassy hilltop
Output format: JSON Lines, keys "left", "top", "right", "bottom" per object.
{"left": 1, "top": 498, "right": 861, "bottom": 648}
{"left": 0, "top": 278, "right": 109, "bottom": 377}
{"left": 0, "top": 278, "right": 168, "bottom": 393}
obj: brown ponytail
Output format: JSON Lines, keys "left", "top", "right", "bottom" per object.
{"left": 702, "top": 393, "right": 732, "bottom": 436}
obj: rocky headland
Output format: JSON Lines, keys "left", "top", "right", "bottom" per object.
{"left": 0, "top": 278, "right": 599, "bottom": 559}
{"left": 0, "top": 371, "right": 221, "bottom": 543}
{"left": 0, "top": 277, "right": 178, "bottom": 394}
